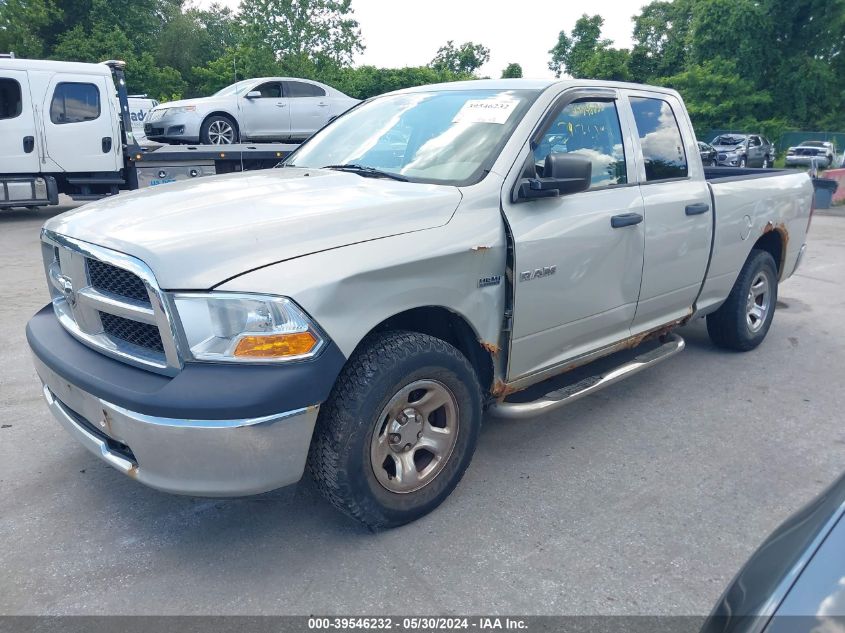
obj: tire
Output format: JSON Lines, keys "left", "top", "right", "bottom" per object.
{"left": 308, "top": 331, "right": 482, "bottom": 530}
{"left": 738, "top": 156, "right": 747, "bottom": 168}
{"left": 707, "top": 249, "right": 778, "bottom": 351}
{"left": 762, "top": 156, "right": 770, "bottom": 168}
{"left": 200, "top": 115, "right": 239, "bottom": 144}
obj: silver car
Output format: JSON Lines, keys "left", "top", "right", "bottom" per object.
{"left": 144, "top": 77, "right": 359, "bottom": 145}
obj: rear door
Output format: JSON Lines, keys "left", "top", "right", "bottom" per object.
{"left": 239, "top": 81, "right": 288, "bottom": 140}
{"left": 285, "top": 81, "right": 331, "bottom": 139}
{"left": 502, "top": 90, "right": 646, "bottom": 379}
{"left": 0, "top": 70, "right": 39, "bottom": 174}
{"left": 625, "top": 91, "right": 712, "bottom": 331}
{"left": 43, "top": 73, "right": 121, "bottom": 172}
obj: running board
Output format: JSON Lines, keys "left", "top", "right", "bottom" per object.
{"left": 490, "top": 334, "right": 685, "bottom": 420}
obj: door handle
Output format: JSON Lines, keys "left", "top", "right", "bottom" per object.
{"left": 685, "top": 202, "right": 710, "bottom": 216}
{"left": 317, "top": 102, "right": 329, "bottom": 107}
{"left": 275, "top": 103, "right": 287, "bottom": 108}
{"left": 23, "top": 136, "right": 34, "bottom": 153}
{"left": 610, "top": 213, "right": 644, "bottom": 228}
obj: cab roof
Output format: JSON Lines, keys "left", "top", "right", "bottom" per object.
{"left": 0, "top": 58, "right": 113, "bottom": 75}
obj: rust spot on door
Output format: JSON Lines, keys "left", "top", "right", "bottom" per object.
{"left": 471, "top": 245, "right": 493, "bottom": 252}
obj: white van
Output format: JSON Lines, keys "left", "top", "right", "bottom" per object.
{"left": 127, "top": 95, "right": 159, "bottom": 144}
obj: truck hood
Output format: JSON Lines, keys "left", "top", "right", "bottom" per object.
{"left": 712, "top": 144, "right": 744, "bottom": 152}
{"left": 45, "top": 168, "right": 461, "bottom": 289}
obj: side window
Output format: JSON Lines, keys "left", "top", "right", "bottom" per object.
{"left": 50, "top": 82, "right": 100, "bottom": 124}
{"left": 533, "top": 99, "right": 627, "bottom": 188}
{"left": 629, "top": 96, "right": 688, "bottom": 181}
{"left": 253, "top": 82, "right": 281, "bottom": 98}
{"left": 0, "top": 78, "right": 22, "bottom": 119}
{"left": 285, "top": 81, "right": 326, "bottom": 98}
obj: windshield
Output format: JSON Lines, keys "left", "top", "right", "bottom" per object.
{"left": 712, "top": 135, "right": 746, "bottom": 146}
{"left": 286, "top": 89, "right": 539, "bottom": 185}
{"left": 213, "top": 80, "right": 254, "bottom": 97}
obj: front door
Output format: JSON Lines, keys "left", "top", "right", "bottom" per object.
{"left": 502, "top": 93, "right": 646, "bottom": 380}
{"left": 239, "top": 81, "right": 288, "bottom": 140}
{"left": 0, "top": 70, "right": 39, "bottom": 174}
{"left": 43, "top": 73, "right": 120, "bottom": 172}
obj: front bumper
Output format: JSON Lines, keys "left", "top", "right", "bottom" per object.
{"left": 785, "top": 155, "right": 830, "bottom": 168}
{"left": 144, "top": 112, "right": 201, "bottom": 143}
{"left": 716, "top": 153, "right": 742, "bottom": 166}
{"left": 27, "top": 306, "right": 346, "bottom": 496}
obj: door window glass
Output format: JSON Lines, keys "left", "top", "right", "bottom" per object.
{"left": 533, "top": 99, "right": 627, "bottom": 188}
{"left": 252, "top": 82, "right": 281, "bottom": 98}
{"left": 629, "top": 96, "right": 688, "bottom": 181}
{"left": 0, "top": 78, "right": 22, "bottom": 119}
{"left": 285, "top": 81, "right": 326, "bottom": 98}
{"left": 50, "top": 82, "right": 100, "bottom": 124}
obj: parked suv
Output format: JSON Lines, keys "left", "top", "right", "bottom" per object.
{"left": 712, "top": 134, "right": 775, "bottom": 168}
{"left": 145, "top": 77, "right": 359, "bottom": 145}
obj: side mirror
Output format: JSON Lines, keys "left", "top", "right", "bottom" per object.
{"left": 516, "top": 153, "right": 592, "bottom": 201}
{"left": 245, "top": 91, "right": 262, "bottom": 99}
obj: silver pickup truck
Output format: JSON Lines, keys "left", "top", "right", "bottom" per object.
{"left": 26, "top": 79, "right": 814, "bottom": 529}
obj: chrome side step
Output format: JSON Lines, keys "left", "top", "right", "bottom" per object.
{"left": 490, "top": 334, "right": 685, "bottom": 420}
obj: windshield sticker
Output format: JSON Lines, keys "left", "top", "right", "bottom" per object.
{"left": 452, "top": 99, "right": 518, "bottom": 125}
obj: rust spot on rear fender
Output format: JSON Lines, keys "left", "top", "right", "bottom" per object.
{"left": 126, "top": 465, "right": 138, "bottom": 479}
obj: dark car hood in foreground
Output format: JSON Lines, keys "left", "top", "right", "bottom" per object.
{"left": 700, "top": 472, "right": 845, "bottom": 633}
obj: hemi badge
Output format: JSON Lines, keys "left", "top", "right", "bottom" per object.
{"left": 478, "top": 275, "right": 502, "bottom": 288}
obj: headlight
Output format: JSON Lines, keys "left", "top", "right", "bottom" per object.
{"left": 164, "top": 106, "right": 196, "bottom": 115}
{"left": 173, "top": 293, "right": 325, "bottom": 362}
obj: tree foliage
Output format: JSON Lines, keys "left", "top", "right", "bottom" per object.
{"left": 430, "top": 40, "right": 490, "bottom": 74}
{"left": 501, "top": 63, "right": 522, "bottom": 78}
{"left": 549, "top": 0, "right": 845, "bottom": 135}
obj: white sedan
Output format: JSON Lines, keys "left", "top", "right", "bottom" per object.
{"left": 144, "top": 77, "right": 359, "bottom": 145}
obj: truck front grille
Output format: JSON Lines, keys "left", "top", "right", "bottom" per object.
{"left": 41, "top": 231, "right": 181, "bottom": 375}
{"left": 87, "top": 259, "right": 151, "bottom": 305}
{"left": 100, "top": 312, "right": 165, "bottom": 353}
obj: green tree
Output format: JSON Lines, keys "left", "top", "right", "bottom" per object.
{"left": 501, "top": 62, "right": 522, "bottom": 78}
{"left": 430, "top": 40, "right": 490, "bottom": 74}
{"left": 239, "top": 0, "right": 363, "bottom": 73}
{"left": 548, "top": 14, "right": 630, "bottom": 80}
{"left": 191, "top": 43, "right": 281, "bottom": 96}
{"left": 628, "top": 0, "right": 694, "bottom": 82}
{"left": 0, "top": 0, "right": 62, "bottom": 57}
{"left": 661, "top": 58, "right": 771, "bottom": 135}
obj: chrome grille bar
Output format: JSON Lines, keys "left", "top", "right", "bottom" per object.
{"left": 40, "top": 229, "right": 182, "bottom": 376}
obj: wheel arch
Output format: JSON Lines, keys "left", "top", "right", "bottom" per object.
{"left": 359, "top": 306, "right": 496, "bottom": 394}
{"left": 753, "top": 227, "right": 786, "bottom": 278}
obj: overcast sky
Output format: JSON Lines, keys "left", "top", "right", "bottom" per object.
{"left": 202, "top": 0, "right": 648, "bottom": 79}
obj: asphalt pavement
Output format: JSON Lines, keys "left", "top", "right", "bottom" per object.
{"left": 1, "top": 203, "right": 843, "bottom": 615}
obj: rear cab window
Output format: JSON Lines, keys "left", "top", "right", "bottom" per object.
{"left": 0, "top": 77, "right": 22, "bottom": 119}
{"left": 50, "top": 82, "right": 100, "bottom": 124}
{"left": 629, "top": 96, "right": 688, "bottom": 181}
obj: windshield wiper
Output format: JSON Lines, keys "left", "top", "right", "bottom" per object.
{"left": 321, "top": 164, "right": 409, "bottom": 182}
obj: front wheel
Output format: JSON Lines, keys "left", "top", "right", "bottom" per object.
{"left": 707, "top": 249, "right": 778, "bottom": 351}
{"left": 309, "top": 331, "right": 482, "bottom": 530}
{"left": 200, "top": 115, "right": 239, "bottom": 145}
{"left": 738, "top": 156, "right": 747, "bottom": 168}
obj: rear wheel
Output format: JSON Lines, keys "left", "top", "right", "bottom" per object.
{"left": 309, "top": 331, "right": 482, "bottom": 530}
{"left": 707, "top": 249, "right": 778, "bottom": 351}
{"left": 200, "top": 115, "right": 238, "bottom": 144}
{"left": 762, "top": 156, "right": 770, "bottom": 168}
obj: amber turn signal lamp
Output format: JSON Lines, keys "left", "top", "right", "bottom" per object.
{"left": 233, "top": 331, "right": 317, "bottom": 358}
